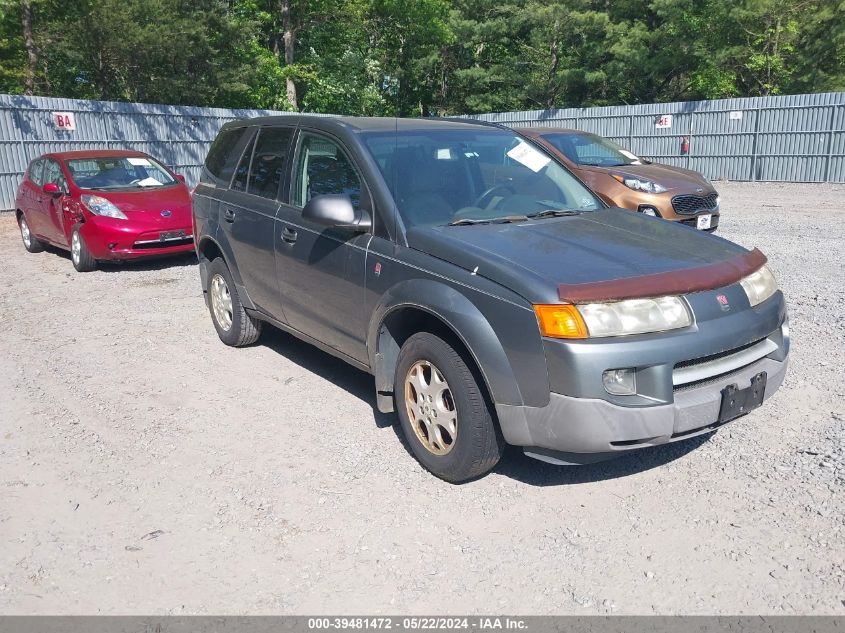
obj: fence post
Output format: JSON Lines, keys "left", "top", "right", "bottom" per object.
{"left": 749, "top": 106, "right": 762, "bottom": 181}
{"left": 628, "top": 113, "right": 633, "bottom": 149}
{"left": 824, "top": 104, "right": 838, "bottom": 183}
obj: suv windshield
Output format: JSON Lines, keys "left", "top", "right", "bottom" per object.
{"left": 67, "top": 156, "right": 177, "bottom": 190}
{"left": 362, "top": 128, "right": 602, "bottom": 227}
{"left": 540, "top": 132, "right": 641, "bottom": 168}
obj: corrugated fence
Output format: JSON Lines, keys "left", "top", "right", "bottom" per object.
{"left": 466, "top": 92, "right": 845, "bottom": 184}
{"left": 1, "top": 92, "right": 843, "bottom": 211}
{"left": 0, "top": 94, "right": 289, "bottom": 211}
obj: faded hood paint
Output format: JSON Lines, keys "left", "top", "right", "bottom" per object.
{"left": 406, "top": 208, "right": 749, "bottom": 304}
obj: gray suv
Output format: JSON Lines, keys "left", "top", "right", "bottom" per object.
{"left": 192, "top": 116, "right": 789, "bottom": 482}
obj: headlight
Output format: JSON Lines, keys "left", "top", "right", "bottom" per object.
{"left": 740, "top": 265, "right": 777, "bottom": 306}
{"left": 81, "top": 194, "right": 128, "bottom": 220}
{"left": 612, "top": 173, "right": 667, "bottom": 193}
{"left": 535, "top": 296, "right": 692, "bottom": 339}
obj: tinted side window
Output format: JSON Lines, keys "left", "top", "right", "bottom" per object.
{"left": 231, "top": 134, "right": 256, "bottom": 192}
{"left": 204, "top": 127, "right": 247, "bottom": 184}
{"left": 292, "top": 133, "right": 361, "bottom": 209}
{"left": 29, "top": 159, "right": 44, "bottom": 186}
{"left": 247, "top": 127, "right": 293, "bottom": 200}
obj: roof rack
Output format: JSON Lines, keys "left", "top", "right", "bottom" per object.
{"left": 430, "top": 116, "right": 512, "bottom": 131}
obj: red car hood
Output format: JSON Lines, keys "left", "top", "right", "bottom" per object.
{"left": 81, "top": 184, "right": 192, "bottom": 224}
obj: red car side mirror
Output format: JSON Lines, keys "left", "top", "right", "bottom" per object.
{"left": 175, "top": 174, "right": 186, "bottom": 183}
{"left": 42, "top": 182, "right": 62, "bottom": 196}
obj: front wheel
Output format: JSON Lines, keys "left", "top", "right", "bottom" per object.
{"left": 71, "top": 224, "right": 96, "bottom": 272}
{"left": 206, "top": 257, "right": 262, "bottom": 347}
{"left": 394, "top": 332, "right": 504, "bottom": 483}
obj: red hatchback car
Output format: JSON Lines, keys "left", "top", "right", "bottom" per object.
{"left": 15, "top": 150, "right": 194, "bottom": 271}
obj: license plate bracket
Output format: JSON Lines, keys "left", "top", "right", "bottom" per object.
{"left": 159, "top": 230, "right": 186, "bottom": 241}
{"left": 718, "top": 372, "right": 767, "bottom": 423}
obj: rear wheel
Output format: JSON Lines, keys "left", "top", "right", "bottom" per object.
{"left": 394, "top": 332, "right": 504, "bottom": 483}
{"left": 18, "top": 213, "right": 45, "bottom": 253}
{"left": 207, "top": 257, "right": 261, "bottom": 347}
{"left": 70, "top": 224, "right": 96, "bottom": 272}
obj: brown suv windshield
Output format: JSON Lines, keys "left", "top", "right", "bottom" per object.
{"left": 539, "top": 132, "right": 641, "bottom": 168}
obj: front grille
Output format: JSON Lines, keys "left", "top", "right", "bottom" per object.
{"left": 672, "top": 337, "right": 777, "bottom": 391}
{"left": 672, "top": 193, "right": 719, "bottom": 215}
{"left": 133, "top": 237, "right": 194, "bottom": 250}
{"left": 675, "top": 338, "right": 765, "bottom": 370}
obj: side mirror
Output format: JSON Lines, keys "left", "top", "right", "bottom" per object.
{"left": 42, "top": 182, "right": 62, "bottom": 196}
{"left": 175, "top": 174, "right": 186, "bottom": 183}
{"left": 302, "top": 194, "right": 371, "bottom": 232}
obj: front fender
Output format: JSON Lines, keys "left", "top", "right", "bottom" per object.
{"left": 368, "top": 278, "right": 547, "bottom": 413}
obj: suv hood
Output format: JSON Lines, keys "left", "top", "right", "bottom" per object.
{"left": 406, "top": 208, "right": 748, "bottom": 304}
{"left": 580, "top": 162, "right": 714, "bottom": 191}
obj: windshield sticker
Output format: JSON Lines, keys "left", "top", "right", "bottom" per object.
{"left": 506, "top": 142, "right": 550, "bottom": 173}
{"left": 136, "top": 177, "right": 163, "bottom": 187}
{"left": 436, "top": 148, "right": 454, "bottom": 160}
{"left": 127, "top": 157, "right": 152, "bottom": 166}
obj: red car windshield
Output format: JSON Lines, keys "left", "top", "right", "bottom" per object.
{"left": 66, "top": 156, "right": 177, "bottom": 190}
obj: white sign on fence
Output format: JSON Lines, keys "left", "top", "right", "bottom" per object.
{"left": 655, "top": 114, "right": 672, "bottom": 129}
{"left": 729, "top": 110, "right": 743, "bottom": 120}
{"left": 52, "top": 112, "right": 76, "bottom": 131}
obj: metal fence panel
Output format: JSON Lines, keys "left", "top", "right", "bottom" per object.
{"left": 1, "top": 92, "right": 843, "bottom": 210}
{"left": 0, "top": 94, "right": 291, "bottom": 210}
{"left": 466, "top": 92, "right": 845, "bottom": 183}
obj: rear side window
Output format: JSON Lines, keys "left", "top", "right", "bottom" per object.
{"left": 204, "top": 127, "right": 247, "bottom": 184}
{"left": 247, "top": 127, "right": 294, "bottom": 199}
{"left": 29, "top": 159, "right": 44, "bottom": 185}
{"left": 231, "top": 134, "right": 256, "bottom": 192}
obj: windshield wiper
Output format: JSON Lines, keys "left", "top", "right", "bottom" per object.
{"left": 448, "top": 214, "right": 529, "bottom": 226}
{"left": 526, "top": 209, "right": 584, "bottom": 219}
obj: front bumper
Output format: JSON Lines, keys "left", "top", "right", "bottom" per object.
{"left": 80, "top": 218, "right": 194, "bottom": 260}
{"left": 497, "top": 354, "right": 787, "bottom": 463}
{"left": 495, "top": 290, "right": 790, "bottom": 463}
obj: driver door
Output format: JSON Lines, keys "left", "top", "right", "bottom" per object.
{"left": 274, "top": 130, "right": 372, "bottom": 364}
{"left": 38, "top": 159, "right": 70, "bottom": 245}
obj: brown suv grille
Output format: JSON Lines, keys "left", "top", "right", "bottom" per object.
{"left": 672, "top": 193, "right": 719, "bottom": 215}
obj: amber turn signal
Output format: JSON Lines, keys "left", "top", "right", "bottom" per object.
{"left": 534, "top": 304, "right": 589, "bottom": 339}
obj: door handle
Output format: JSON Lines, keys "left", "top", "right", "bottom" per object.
{"left": 223, "top": 208, "right": 236, "bottom": 223}
{"left": 281, "top": 226, "right": 298, "bottom": 244}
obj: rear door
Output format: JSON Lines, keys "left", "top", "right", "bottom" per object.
{"left": 274, "top": 129, "right": 372, "bottom": 363}
{"left": 218, "top": 126, "right": 295, "bottom": 319}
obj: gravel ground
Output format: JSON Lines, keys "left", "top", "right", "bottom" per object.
{"left": 0, "top": 181, "right": 843, "bottom": 615}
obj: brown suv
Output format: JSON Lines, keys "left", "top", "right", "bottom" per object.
{"left": 518, "top": 128, "right": 720, "bottom": 232}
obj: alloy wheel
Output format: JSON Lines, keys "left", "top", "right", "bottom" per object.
{"left": 20, "top": 217, "right": 31, "bottom": 248}
{"left": 210, "top": 274, "right": 233, "bottom": 331}
{"left": 404, "top": 360, "right": 458, "bottom": 456}
{"left": 71, "top": 231, "right": 81, "bottom": 265}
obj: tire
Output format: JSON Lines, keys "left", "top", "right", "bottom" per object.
{"left": 394, "top": 332, "right": 504, "bottom": 483}
{"left": 18, "top": 213, "right": 45, "bottom": 253}
{"left": 207, "top": 257, "right": 262, "bottom": 347}
{"left": 70, "top": 224, "right": 96, "bottom": 272}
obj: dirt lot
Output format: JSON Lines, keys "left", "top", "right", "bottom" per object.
{"left": 1, "top": 182, "right": 843, "bottom": 615}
